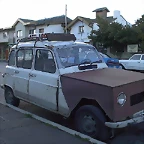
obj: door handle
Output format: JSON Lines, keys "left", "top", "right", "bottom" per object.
{"left": 29, "top": 73, "right": 36, "bottom": 77}
{"left": 14, "top": 70, "right": 19, "bottom": 74}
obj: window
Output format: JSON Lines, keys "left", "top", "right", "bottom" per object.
{"left": 8, "top": 50, "right": 15, "bottom": 66}
{"left": 3, "top": 32, "right": 7, "bottom": 38}
{"left": 129, "top": 55, "right": 141, "bottom": 60}
{"left": 34, "top": 49, "right": 56, "bottom": 73}
{"left": 141, "top": 55, "right": 144, "bottom": 60}
{"left": 39, "top": 28, "right": 44, "bottom": 33}
{"left": 16, "top": 49, "right": 33, "bottom": 69}
{"left": 56, "top": 46, "right": 103, "bottom": 68}
{"left": 79, "top": 26, "right": 84, "bottom": 33}
{"left": 29, "top": 29, "right": 36, "bottom": 34}
{"left": 17, "top": 30, "right": 23, "bottom": 38}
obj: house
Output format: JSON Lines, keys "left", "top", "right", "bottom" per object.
{"left": 13, "top": 15, "right": 72, "bottom": 43}
{"left": 0, "top": 27, "right": 15, "bottom": 61}
{"left": 66, "top": 7, "right": 131, "bottom": 43}
{"left": 0, "top": 15, "right": 72, "bottom": 61}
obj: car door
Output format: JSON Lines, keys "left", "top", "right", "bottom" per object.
{"left": 128, "top": 54, "right": 141, "bottom": 70}
{"left": 28, "top": 49, "right": 59, "bottom": 111}
{"left": 13, "top": 48, "right": 33, "bottom": 101}
{"left": 139, "top": 55, "right": 144, "bottom": 71}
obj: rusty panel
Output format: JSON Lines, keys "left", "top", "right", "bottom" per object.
{"left": 60, "top": 75, "right": 114, "bottom": 120}
{"left": 63, "top": 68, "right": 144, "bottom": 88}
{"left": 112, "top": 79, "right": 144, "bottom": 121}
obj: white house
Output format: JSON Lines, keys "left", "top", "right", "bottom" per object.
{"left": 66, "top": 7, "right": 131, "bottom": 43}
{"left": 12, "top": 15, "right": 72, "bottom": 43}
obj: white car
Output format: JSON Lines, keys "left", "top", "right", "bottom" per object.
{"left": 119, "top": 54, "right": 144, "bottom": 71}
{"left": 1, "top": 33, "right": 144, "bottom": 141}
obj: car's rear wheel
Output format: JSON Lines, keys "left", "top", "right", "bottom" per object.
{"left": 5, "top": 87, "right": 20, "bottom": 107}
{"left": 74, "top": 105, "right": 110, "bottom": 142}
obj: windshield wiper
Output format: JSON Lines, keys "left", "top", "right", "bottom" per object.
{"left": 91, "top": 60, "right": 102, "bottom": 64}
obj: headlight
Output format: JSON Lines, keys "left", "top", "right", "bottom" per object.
{"left": 117, "top": 92, "right": 127, "bottom": 106}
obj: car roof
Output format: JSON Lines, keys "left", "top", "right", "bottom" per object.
{"left": 11, "top": 40, "right": 92, "bottom": 50}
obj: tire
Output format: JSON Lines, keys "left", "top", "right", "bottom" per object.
{"left": 74, "top": 105, "right": 110, "bottom": 142}
{"left": 120, "top": 64, "right": 125, "bottom": 69}
{"left": 5, "top": 87, "right": 20, "bottom": 107}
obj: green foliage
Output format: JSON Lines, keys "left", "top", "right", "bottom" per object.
{"left": 89, "top": 15, "right": 144, "bottom": 52}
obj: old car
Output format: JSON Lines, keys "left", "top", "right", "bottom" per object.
{"left": 99, "top": 52, "right": 122, "bottom": 69}
{"left": 119, "top": 54, "right": 144, "bottom": 72}
{"left": 1, "top": 33, "right": 144, "bottom": 142}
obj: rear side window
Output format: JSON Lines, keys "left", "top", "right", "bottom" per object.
{"left": 16, "top": 49, "right": 33, "bottom": 69}
{"left": 8, "top": 50, "right": 15, "bottom": 66}
{"left": 141, "top": 55, "right": 144, "bottom": 60}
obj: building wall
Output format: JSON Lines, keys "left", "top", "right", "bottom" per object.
{"left": 15, "top": 22, "right": 26, "bottom": 42}
{"left": 113, "top": 10, "right": 131, "bottom": 26}
{"left": 70, "top": 21, "right": 92, "bottom": 42}
{"left": 45, "top": 24, "right": 64, "bottom": 33}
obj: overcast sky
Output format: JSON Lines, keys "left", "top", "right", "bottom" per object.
{"left": 0, "top": 0, "right": 143, "bottom": 28}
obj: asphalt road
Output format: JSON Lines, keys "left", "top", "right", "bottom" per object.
{"left": 0, "top": 62, "right": 144, "bottom": 144}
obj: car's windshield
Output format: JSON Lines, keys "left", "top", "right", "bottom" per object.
{"left": 100, "top": 53, "right": 110, "bottom": 58}
{"left": 56, "top": 45, "right": 104, "bottom": 68}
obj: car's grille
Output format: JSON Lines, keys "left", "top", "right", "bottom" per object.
{"left": 130, "top": 91, "right": 144, "bottom": 106}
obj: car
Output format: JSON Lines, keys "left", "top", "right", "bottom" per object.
{"left": 99, "top": 52, "right": 122, "bottom": 69}
{"left": 119, "top": 54, "right": 144, "bottom": 72}
{"left": 1, "top": 33, "right": 144, "bottom": 142}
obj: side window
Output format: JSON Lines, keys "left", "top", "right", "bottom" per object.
{"left": 130, "top": 55, "right": 141, "bottom": 60}
{"left": 16, "top": 49, "right": 33, "bottom": 69}
{"left": 23, "top": 50, "right": 33, "bottom": 69}
{"left": 141, "top": 55, "right": 144, "bottom": 60}
{"left": 17, "top": 49, "right": 25, "bottom": 67}
{"left": 34, "top": 49, "right": 56, "bottom": 73}
{"left": 8, "top": 50, "right": 15, "bottom": 66}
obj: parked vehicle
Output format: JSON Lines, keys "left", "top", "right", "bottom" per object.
{"left": 99, "top": 52, "right": 122, "bottom": 69}
{"left": 119, "top": 54, "right": 144, "bottom": 72}
{"left": 1, "top": 33, "right": 144, "bottom": 142}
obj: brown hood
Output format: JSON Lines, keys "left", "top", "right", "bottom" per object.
{"left": 60, "top": 68, "right": 144, "bottom": 121}
{"left": 62, "top": 68, "right": 144, "bottom": 87}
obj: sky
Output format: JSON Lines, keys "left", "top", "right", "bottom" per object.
{"left": 0, "top": 0, "right": 144, "bottom": 28}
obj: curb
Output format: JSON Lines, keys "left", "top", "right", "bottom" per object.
{"left": 0, "top": 101, "right": 106, "bottom": 144}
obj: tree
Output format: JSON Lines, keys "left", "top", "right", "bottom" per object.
{"left": 89, "top": 16, "right": 140, "bottom": 52}
{"left": 134, "top": 14, "right": 144, "bottom": 51}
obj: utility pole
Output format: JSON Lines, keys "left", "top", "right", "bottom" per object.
{"left": 65, "top": 4, "right": 67, "bottom": 34}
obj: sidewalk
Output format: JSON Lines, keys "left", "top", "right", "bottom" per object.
{"left": 0, "top": 103, "right": 91, "bottom": 144}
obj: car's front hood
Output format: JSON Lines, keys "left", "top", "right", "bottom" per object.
{"left": 62, "top": 68, "right": 144, "bottom": 87}
{"left": 60, "top": 68, "right": 144, "bottom": 121}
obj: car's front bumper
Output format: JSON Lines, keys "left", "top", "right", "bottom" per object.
{"left": 105, "top": 110, "right": 144, "bottom": 128}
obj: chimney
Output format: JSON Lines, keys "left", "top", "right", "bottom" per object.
{"left": 92, "top": 7, "right": 110, "bottom": 19}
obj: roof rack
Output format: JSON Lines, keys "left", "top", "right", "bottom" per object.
{"left": 19, "top": 33, "right": 76, "bottom": 43}
{"left": 15, "top": 33, "right": 76, "bottom": 48}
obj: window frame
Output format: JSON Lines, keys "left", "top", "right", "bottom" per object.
{"left": 129, "top": 54, "right": 141, "bottom": 60}
{"left": 8, "top": 50, "right": 16, "bottom": 66}
{"left": 141, "top": 55, "right": 144, "bottom": 60}
{"left": 79, "top": 26, "right": 84, "bottom": 33}
{"left": 16, "top": 48, "right": 33, "bottom": 69}
{"left": 39, "top": 28, "right": 44, "bottom": 33}
{"left": 34, "top": 49, "right": 57, "bottom": 74}
{"left": 17, "top": 30, "right": 23, "bottom": 38}
{"left": 29, "top": 29, "right": 36, "bottom": 34}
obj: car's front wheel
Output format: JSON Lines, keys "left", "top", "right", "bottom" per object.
{"left": 5, "top": 87, "right": 20, "bottom": 107}
{"left": 74, "top": 105, "right": 110, "bottom": 142}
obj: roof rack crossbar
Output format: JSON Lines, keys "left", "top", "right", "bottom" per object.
{"left": 15, "top": 33, "right": 76, "bottom": 48}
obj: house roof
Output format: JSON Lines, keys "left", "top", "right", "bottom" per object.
{"left": 92, "top": 7, "right": 110, "bottom": 12}
{"left": 12, "top": 18, "right": 35, "bottom": 27}
{"left": 66, "top": 16, "right": 116, "bottom": 29}
{"left": 36, "top": 15, "right": 72, "bottom": 26}
{"left": 12, "top": 15, "right": 72, "bottom": 27}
